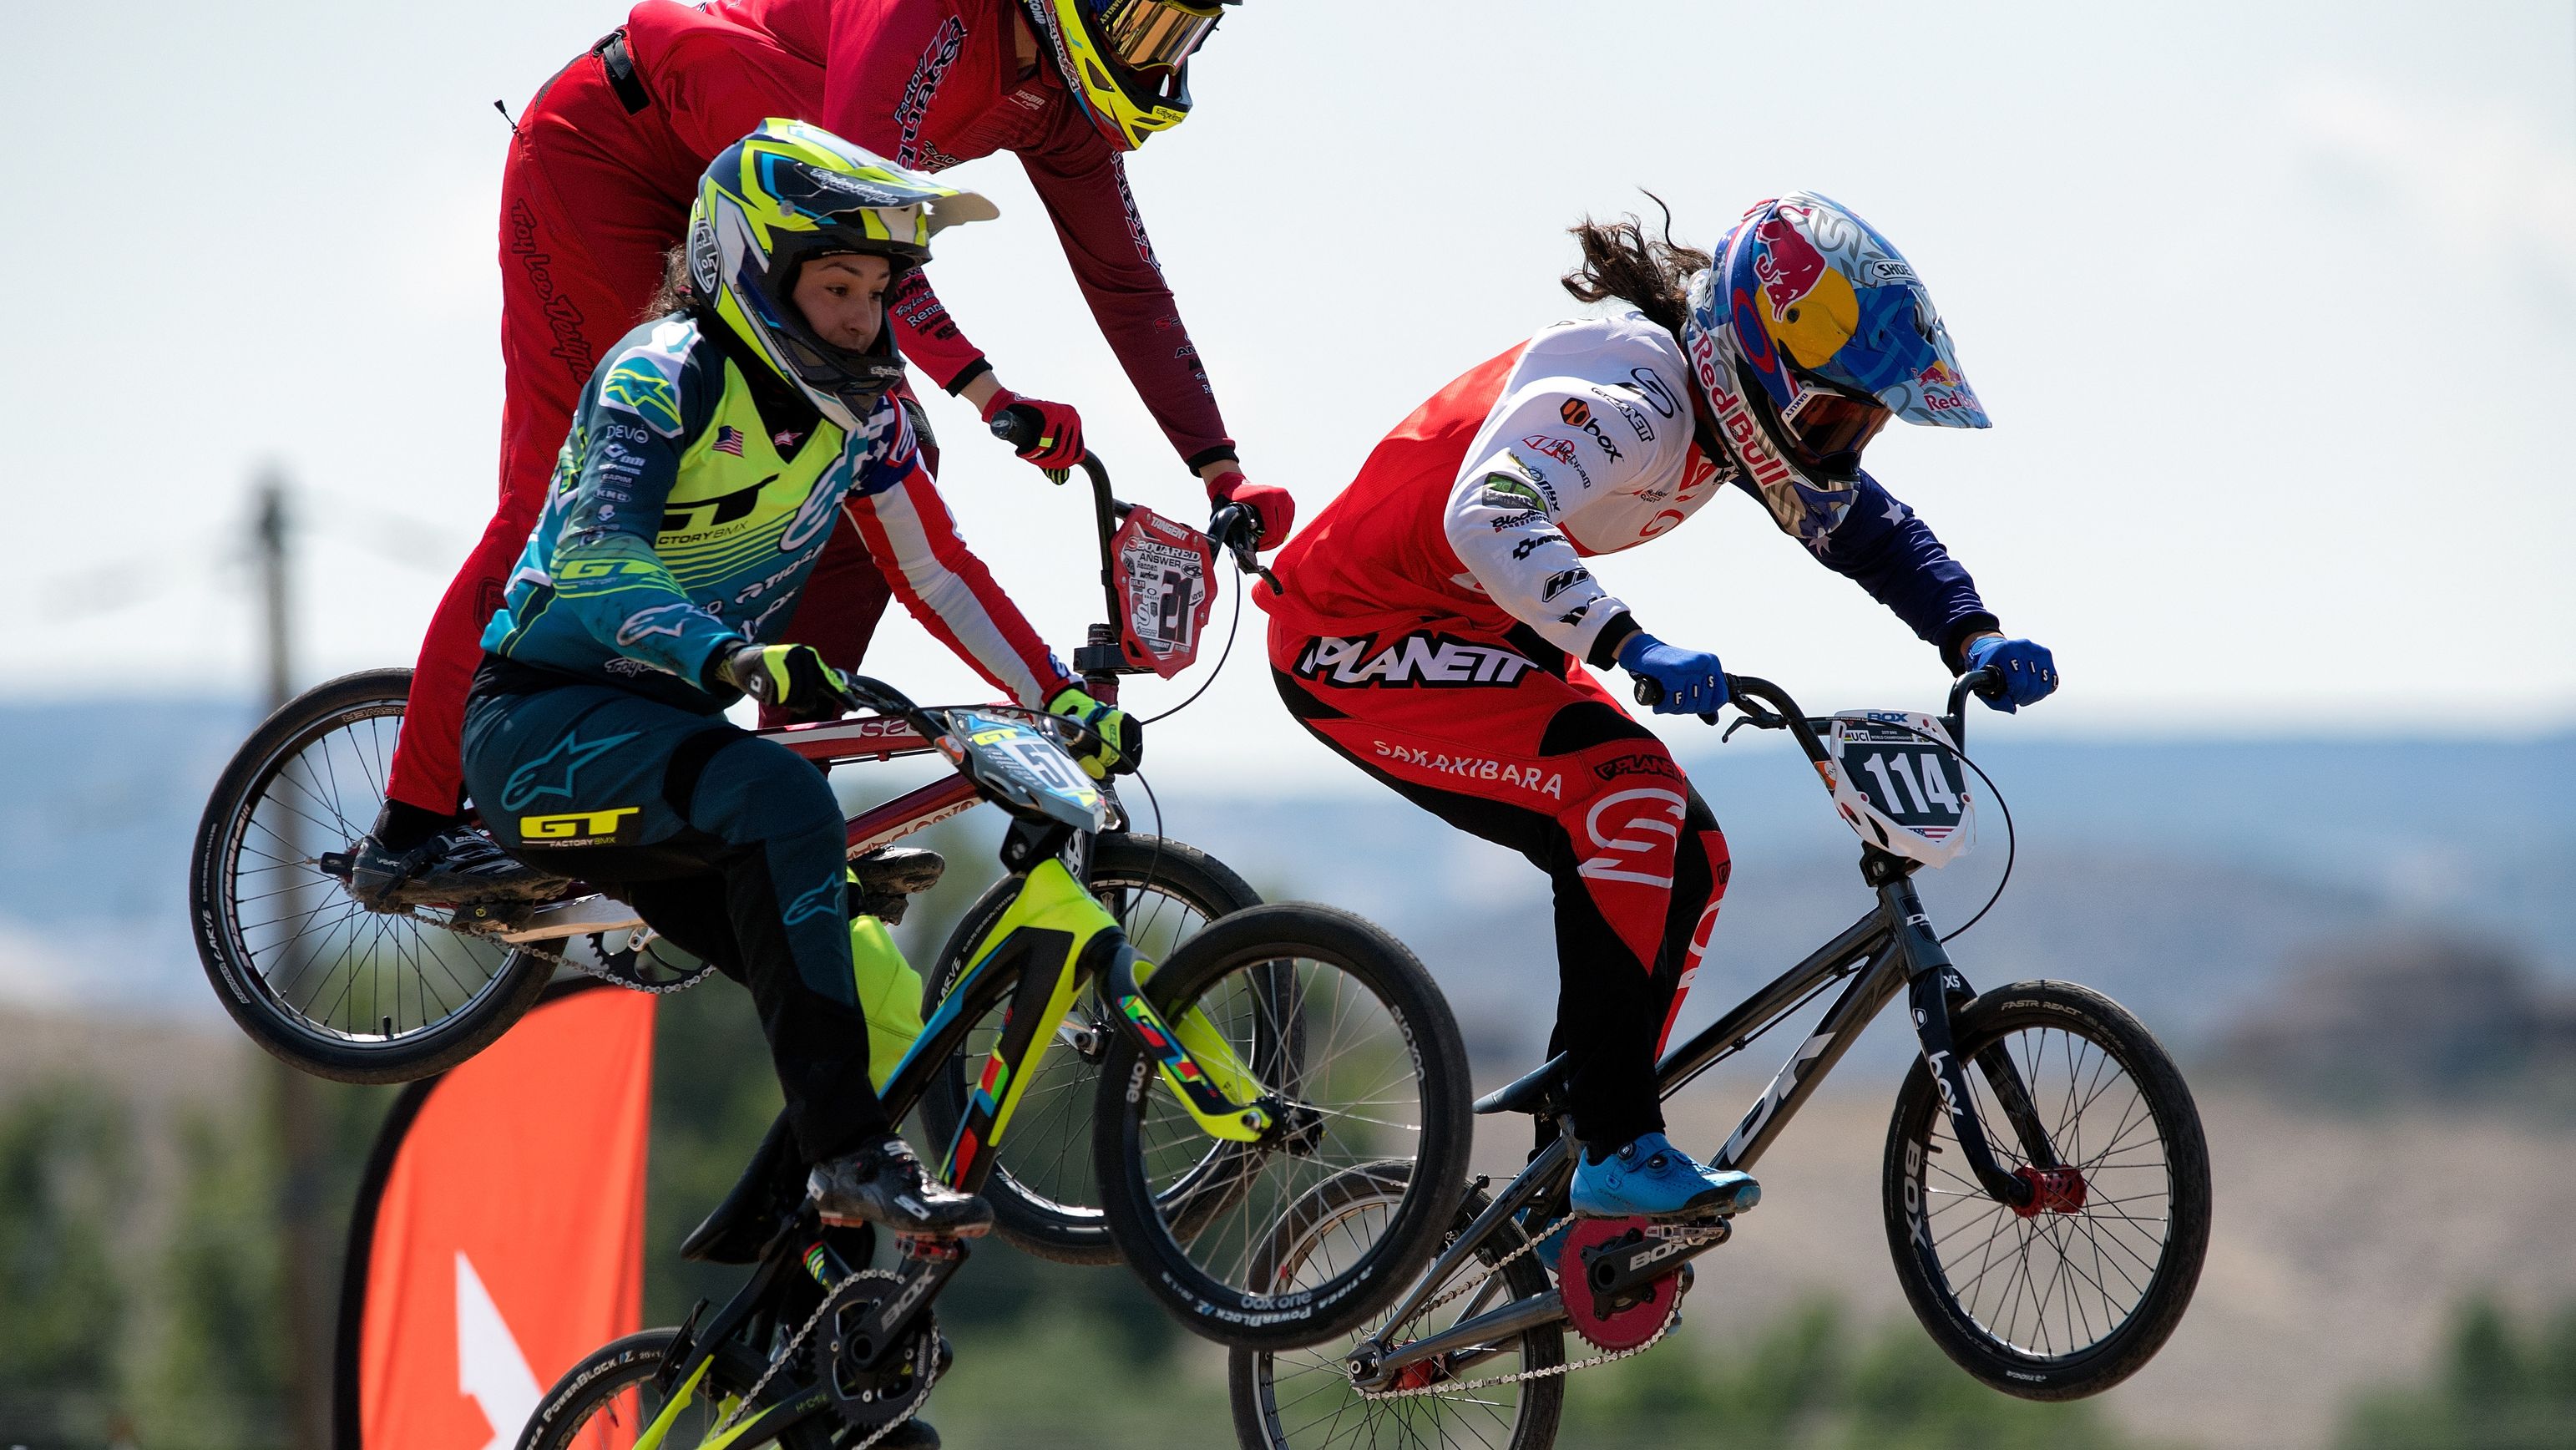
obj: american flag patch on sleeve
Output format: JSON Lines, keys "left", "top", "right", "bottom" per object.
{"left": 713, "top": 425, "right": 746, "bottom": 457}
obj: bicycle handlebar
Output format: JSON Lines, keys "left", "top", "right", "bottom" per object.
{"left": 1627, "top": 665, "right": 2006, "bottom": 758}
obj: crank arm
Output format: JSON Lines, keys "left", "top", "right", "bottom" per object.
{"left": 490, "top": 893, "right": 645, "bottom": 944}
{"left": 848, "top": 1245, "right": 966, "bottom": 1371}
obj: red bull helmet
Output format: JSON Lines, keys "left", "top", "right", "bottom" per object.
{"left": 1679, "top": 193, "right": 1988, "bottom": 546}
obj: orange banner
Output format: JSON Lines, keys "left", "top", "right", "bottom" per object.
{"left": 338, "top": 982, "right": 656, "bottom": 1450}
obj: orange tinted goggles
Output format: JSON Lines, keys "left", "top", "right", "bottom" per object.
{"left": 1095, "top": 0, "right": 1224, "bottom": 72}
{"left": 1782, "top": 386, "right": 1891, "bottom": 464}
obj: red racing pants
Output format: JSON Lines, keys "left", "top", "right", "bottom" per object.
{"left": 384, "top": 43, "right": 904, "bottom": 814}
{"left": 1268, "top": 615, "right": 1728, "bottom": 1151}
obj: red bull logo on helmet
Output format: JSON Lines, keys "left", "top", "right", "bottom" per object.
{"left": 1753, "top": 208, "right": 1830, "bottom": 322}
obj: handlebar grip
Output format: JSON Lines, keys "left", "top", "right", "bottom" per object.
{"left": 988, "top": 403, "right": 1044, "bottom": 454}
{"left": 1632, "top": 675, "right": 1664, "bottom": 708}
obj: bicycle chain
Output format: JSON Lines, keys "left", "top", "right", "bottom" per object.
{"left": 1348, "top": 1214, "right": 1695, "bottom": 1402}
{"left": 568, "top": 930, "right": 717, "bottom": 995}
{"left": 711, "top": 1270, "right": 939, "bottom": 1450}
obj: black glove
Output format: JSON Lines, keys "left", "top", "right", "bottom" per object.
{"left": 713, "top": 642, "right": 856, "bottom": 722}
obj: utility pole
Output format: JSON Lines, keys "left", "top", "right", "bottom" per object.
{"left": 256, "top": 473, "right": 331, "bottom": 1450}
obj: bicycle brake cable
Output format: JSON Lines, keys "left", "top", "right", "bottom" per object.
{"left": 1870, "top": 719, "right": 2017, "bottom": 945}
{"left": 1137, "top": 563, "right": 1246, "bottom": 727}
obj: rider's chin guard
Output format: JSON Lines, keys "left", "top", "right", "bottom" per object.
{"left": 1825, "top": 710, "right": 1975, "bottom": 868}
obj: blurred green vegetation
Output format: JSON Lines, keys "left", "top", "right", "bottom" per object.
{"left": 1, "top": 898, "right": 2569, "bottom": 1447}
{"left": 1560, "top": 1297, "right": 2154, "bottom": 1450}
{"left": 2338, "top": 1294, "right": 2576, "bottom": 1450}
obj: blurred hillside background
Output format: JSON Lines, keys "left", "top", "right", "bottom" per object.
{"left": 5, "top": 0, "right": 2575, "bottom": 1445}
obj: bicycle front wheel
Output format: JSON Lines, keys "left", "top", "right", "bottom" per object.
{"left": 189, "top": 667, "right": 553, "bottom": 1083}
{"left": 1096, "top": 904, "right": 1472, "bottom": 1351}
{"left": 920, "top": 834, "right": 1259, "bottom": 1265}
{"left": 515, "top": 1329, "right": 743, "bottom": 1449}
{"left": 1883, "top": 979, "right": 2211, "bottom": 1400}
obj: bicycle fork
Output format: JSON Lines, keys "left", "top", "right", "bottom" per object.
{"left": 1881, "top": 874, "right": 2053, "bottom": 1211}
{"left": 934, "top": 858, "right": 1273, "bottom": 1198}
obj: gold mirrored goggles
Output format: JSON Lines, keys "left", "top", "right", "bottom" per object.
{"left": 1094, "top": 0, "right": 1225, "bottom": 73}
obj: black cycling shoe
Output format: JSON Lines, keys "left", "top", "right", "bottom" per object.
{"left": 808, "top": 1136, "right": 992, "bottom": 1237}
{"left": 346, "top": 824, "right": 567, "bottom": 909}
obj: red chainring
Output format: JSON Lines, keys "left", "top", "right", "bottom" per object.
{"left": 1561, "top": 1217, "right": 1683, "bottom": 1351}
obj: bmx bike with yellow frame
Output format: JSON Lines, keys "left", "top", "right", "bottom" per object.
{"left": 515, "top": 672, "right": 1471, "bottom": 1449}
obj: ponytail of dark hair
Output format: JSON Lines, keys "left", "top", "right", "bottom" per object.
{"left": 645, "top": 241, "right": 701, "bottom": 321}
{"left": 1560, "top": 194, "right": 1711, "bottom": 337}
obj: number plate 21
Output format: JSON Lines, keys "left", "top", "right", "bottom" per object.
{"left": 1826, "top": 711, "right": 1974, "bottom": 868}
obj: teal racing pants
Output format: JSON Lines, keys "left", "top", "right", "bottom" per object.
{"left": 461, "top": 670, "right": 886, "bottom": 1161}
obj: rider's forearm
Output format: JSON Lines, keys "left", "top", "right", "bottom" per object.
{"left": 888, "top": 269, "right": 991, "bottom": 394}
{"left": 1810, "top": 474, "right": 1997, "bottom": 662}
{"left": 1020, "top": 149, "right": 1235, "bottom": 466}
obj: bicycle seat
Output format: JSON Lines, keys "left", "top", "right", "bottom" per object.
{"left": 680, "top": 1112, "right": 803, "bottom": 1265}
{"left": 1472, "top": 1051, "right": 1573, "bottom": 1118}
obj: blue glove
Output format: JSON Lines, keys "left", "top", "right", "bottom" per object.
{"left": 1963, "top": 636, "right": 2058, "bottom": 712}
{"left": 1617, "top": 631, "right": 1728, "bottom": 717}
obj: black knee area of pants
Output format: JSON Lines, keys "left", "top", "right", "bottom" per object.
{"left": 664, "top": 724, "right": 754, "bottom": 816}
{"left": 1538, "top": 700, "right": 1657, "bottom": 755}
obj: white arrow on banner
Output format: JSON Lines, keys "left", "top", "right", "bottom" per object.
{"left": 456, "top": 1250, "right": 544, "bottom": 1450}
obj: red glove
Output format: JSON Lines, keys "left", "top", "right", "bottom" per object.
{"left": 1208, "top": 470, "right": 1295, "bottom": 550}
{"left": 979, "top": 388, "right": 1086, "bottom": 471}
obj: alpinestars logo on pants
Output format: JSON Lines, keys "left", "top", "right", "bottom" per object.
{"left": 1297, "top": 633, "right": 1539, "bottom": 688}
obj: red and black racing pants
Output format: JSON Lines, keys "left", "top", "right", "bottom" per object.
{"left": 384, "top": 39, "right": 908, "bottom": 816}
{"left": 1269, "top": 616, "right": 1728, "bottom": 1153}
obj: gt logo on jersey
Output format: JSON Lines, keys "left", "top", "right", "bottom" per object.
{"left": 660, "top": 475, "right": 777, "bottom": 535}
{"left": 1297, "top": 632, "right": 1539, "bottom": 688}
{"left": 516, "top": 807, "right": 641, "bottom": 847}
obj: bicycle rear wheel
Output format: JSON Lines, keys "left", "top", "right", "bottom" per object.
{"left": 190, "top": 667, "right": 553, "bottom": 1083}
{"left": 920, "top": 834, "right": 1258, "bottom": 1265}
{"left": 1230, "top": 1164, "right": 1563, "bottom": 1450}
{"left": 1096, "top": 904, "right": 1472, "bottom": 1351}
{"left": 1883, "top": 979, "right": 2210, "bottom": 1400}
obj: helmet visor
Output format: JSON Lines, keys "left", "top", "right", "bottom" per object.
{"left": 1094, "top": 0, "right": 1222, "bottom": 72}
{"left": 1782, "top": 386, "right": 1890, "bottom": 469}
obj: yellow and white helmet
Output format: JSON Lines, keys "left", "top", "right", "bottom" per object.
{"left": 1020, "top": 0, "right": 1235, "bottom": 151}
{"left": 686, "top": 119, "right": 997, "bottom": 430}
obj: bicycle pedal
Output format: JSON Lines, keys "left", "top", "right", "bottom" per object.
{"left": 316, "top": 850, "right": 355, "bottom": 882}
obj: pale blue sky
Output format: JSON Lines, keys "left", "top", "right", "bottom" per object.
{"left": 4, "top": 1, "right": 2570, "bottom": 781}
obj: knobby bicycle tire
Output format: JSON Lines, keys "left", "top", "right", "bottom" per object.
{"left": 1881, "top": 979, "right": 2210, "bottom": 1400}
{"left": 919, "top": 834, "right": 1259, "bottom": 1264}
{"left": 190, "top": 667, "right": 552, "bottom": 1083}
{"left": 1095, "top": 903, "right": 1472, "bottom": 1351}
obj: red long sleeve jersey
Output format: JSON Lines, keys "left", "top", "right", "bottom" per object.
{"left": 620, "top": 0, "right": 1232, "bottom": 464}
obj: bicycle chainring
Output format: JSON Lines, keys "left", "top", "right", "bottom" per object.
{"left": 580, "top": 929, "right": 718, "bottom": 994}
{"left": 1562, "top": 1218, "right": 1689, "bottom": 1352}
{"left": 817, "top": 1270, "right": 939, "bottom": 1432}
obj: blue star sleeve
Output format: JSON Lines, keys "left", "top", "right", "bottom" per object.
{"left": 1798, "top": 473, "right": 1997, "bottom": 662}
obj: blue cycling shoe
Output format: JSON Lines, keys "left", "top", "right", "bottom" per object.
{"left": 1569, "top": 1132, "right": 1761, "bottom": 1220}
